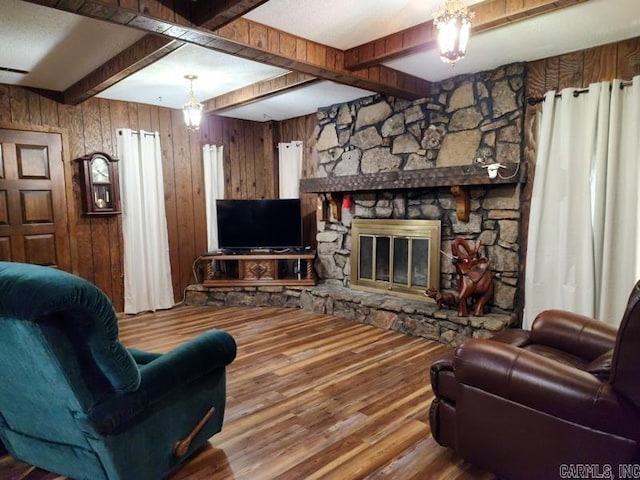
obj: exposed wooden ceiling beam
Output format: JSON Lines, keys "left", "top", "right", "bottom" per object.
{"left": 344, "top": 0, "right": 590, "bottom": 70}
{"left": 194, "top": 0, "right": 271, "bottom": 29}
{"left": 203, "top": 72, "right": 320, "bottom": 113}
{"left": 209, "top": 18, "right": 430, "bottom": 99}
{"left": 23, "top": 0, "right": 431, "bottom": 100}
{"left": 56, "top": 1, "right": 269, "bottom": 105}
{"left": 62, "top": 35, "right": 184, "bottom": 105}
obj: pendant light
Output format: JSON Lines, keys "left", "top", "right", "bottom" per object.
{"left": 182, "top": 74, "right": 203, "bottom": 131}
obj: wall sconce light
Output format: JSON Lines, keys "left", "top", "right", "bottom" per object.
{"left": 182, "top": 74, "right": 203, "bottom": 131}
{"left": 434, "top": 0, "right": 474, "bottom": 65}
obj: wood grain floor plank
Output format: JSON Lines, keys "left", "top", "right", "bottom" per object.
{"left": 1, "top": 305, "right": 493, "bottom": 480}
{"left": 309, "top": 419, "right": 430, "bottom": 480}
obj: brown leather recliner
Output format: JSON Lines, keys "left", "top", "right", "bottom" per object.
{"left": 430, "top": 280, "right": 640, "bottom": 479}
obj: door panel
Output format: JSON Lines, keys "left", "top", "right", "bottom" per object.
{"left": 24, "top": 234, "right": 56, "bottom": 265}
{"left": 21, "top": 190, "right": 54, "bottom": 223}
{"left": 17, "top": 145, "right": 50, "bottom": 179}
{"left": 0, "top": 191, "right": 7, "bottom": 224}
{"left": 0, "top": 129, "right": 70, "bottom": 269}
{"left": 0, "top": 237, "right": 10, "bottom": 261}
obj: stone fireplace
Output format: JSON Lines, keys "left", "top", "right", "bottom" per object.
{"left": 350, "top": 219, "right": 441, "bottom": 302}
{"left": 308, "top": 62, "right": 527, "bottom": 316}
{"left": 186, "top": 61, "right": 526, "bottom": 346}
{"left": 312, "top": 185, "right": 521, "bottom": 313}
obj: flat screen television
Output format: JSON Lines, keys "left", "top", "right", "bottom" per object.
{"left": 216, "top": 198, "right": 303, "bottom": 251}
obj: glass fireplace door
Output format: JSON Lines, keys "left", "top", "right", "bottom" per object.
{"left": 351, "top": 220, "right": 440, "bottom": 301}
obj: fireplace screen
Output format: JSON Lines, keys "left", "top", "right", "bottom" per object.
{"left": 351, "top": 219, "right": 440, "bottom": 302}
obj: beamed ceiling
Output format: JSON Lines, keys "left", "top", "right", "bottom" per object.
{"left": 1, "top": 0, "right": 640, "bottom": 122}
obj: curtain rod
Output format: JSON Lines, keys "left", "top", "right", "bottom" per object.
{"left": 276, "top": 141, "right": 302, "bottom": 148}
{"left": 527, "top": 80, "right": 633, "bottom": 106}
{"left": 117, "top": 130, "right": 157, "bottom": 136}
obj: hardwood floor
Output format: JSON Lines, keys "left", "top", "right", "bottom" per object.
{"left": 0, "top": 306, "right": 493, "bottom": 479}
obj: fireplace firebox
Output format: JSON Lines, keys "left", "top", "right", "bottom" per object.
{"left": 350, "top": 219, "right": 441, "bottom": 302}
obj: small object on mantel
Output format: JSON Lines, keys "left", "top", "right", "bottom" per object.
{"left": 341, "top": 194, "right": 352, "bottom": 227}
{"left": 450, "top": 185, "right": 469, "bottom": 222}
{"left": 316, "top": 196, "right": 326, "bottom": 223}
{"left": 326, "top": 192, "right": 343, "bottom": 222}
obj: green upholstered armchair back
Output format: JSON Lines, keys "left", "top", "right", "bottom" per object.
{"left": 0, "top": 261, "right": 236, "bottom": 480}
{"left": 0, "top": 262, "right": 139, "bottom": 448}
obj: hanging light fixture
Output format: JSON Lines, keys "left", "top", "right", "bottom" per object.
{"left": 182, "top": 74, "right": 203, "bottom": 131}
{"left": 434, "top": 0, "right": 474, "bottom": 65}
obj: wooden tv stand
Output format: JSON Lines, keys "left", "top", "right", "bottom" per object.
{"left": 200, "top": 251, "right": 316, "bottom": 287}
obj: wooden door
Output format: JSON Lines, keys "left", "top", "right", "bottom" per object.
{"left": 0, "top": 129, "right": 70, "bottom": 269}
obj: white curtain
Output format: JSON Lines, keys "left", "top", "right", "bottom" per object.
{"left": 203, "top": 144, "right": 225, "bottom": 251}
{"left": 117, "top": 129, "right": 174, "bottom": 314}
{"left": 594, "top": 78, "right": 640, "bottom": 322}
{"left": 524, "top": 76, "right": 640, "bottom": 328}
{"left": 278, "top": 141, "right": 303, "bottom": 198}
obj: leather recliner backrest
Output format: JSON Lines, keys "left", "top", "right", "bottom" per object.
{"left": 610, "top": 280, "right": 640, "bottom": 407}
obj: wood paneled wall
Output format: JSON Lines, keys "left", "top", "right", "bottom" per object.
{"left": 276, "top": 113, "right": 318, "bottom": 249}
{"left": 526, "top": 37, "right": 640, "bottom": 98}
{"left": 0, "top": 88, "right": 316, "bottom": 312}
{"left": 0, "top": 84, "right": 205, "bottom": 312}
{"left": 201, "top": 112, "right": 318, "bottom": 248}
{"left": 201, "top": 115, "right": 277, "bottom": 200}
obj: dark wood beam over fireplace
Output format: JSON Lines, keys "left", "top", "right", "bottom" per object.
{"left": 301, "top": 162, "right": 527, "bottom": 222}
{"left": 300, "top": 162, "right": 526, "bottom": 193}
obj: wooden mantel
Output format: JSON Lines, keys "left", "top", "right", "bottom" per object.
{"left": 300, "top": 162, "right": 526, "bottom": 222}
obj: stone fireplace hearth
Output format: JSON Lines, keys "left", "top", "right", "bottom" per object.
{"left": 185, "top": 280, "right": 515, "bottom": 346}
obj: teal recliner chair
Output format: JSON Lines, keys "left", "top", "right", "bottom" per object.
{"left": 0, "top": 261, "right": 237, "bottom": 479}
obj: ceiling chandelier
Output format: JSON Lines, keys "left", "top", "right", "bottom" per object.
{"left": 182, "top": 74, "right": 203, "bottom": 131}
{"left": 434, "top": 0, "right": 474, "bottom": 65}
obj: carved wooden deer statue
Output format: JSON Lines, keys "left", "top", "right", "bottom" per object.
{"left": 451, "top": 238, "right": 494, "bottom": 317}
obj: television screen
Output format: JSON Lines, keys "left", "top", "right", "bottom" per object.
{"left": 216, "top": 199, "right": 303, "bottom": 251}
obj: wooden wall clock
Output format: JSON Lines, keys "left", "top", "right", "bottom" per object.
{"left": 77, "top": 152, "right": 121, "bottom": 216}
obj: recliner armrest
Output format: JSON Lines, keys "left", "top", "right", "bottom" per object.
{"left": 137, "top": 330, "right": 237, "bottom": 399}
{"left": 531, "top": 309, "right": 617, "bottom": 360}
{"left": 453, "top": 339, "right": 636, "bottom": 438}
{"left": 83, "top": 330, "right": 236, "bottom": 435}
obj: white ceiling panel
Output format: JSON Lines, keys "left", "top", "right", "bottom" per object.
{"left": 218, "top": 81, "right": 374, "bottom": 122}
{"left": 0, "top": 0, "right": 144, "bottom": 91}
{"left": 97, "top": 44, "right": 289, "bottom": 109}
